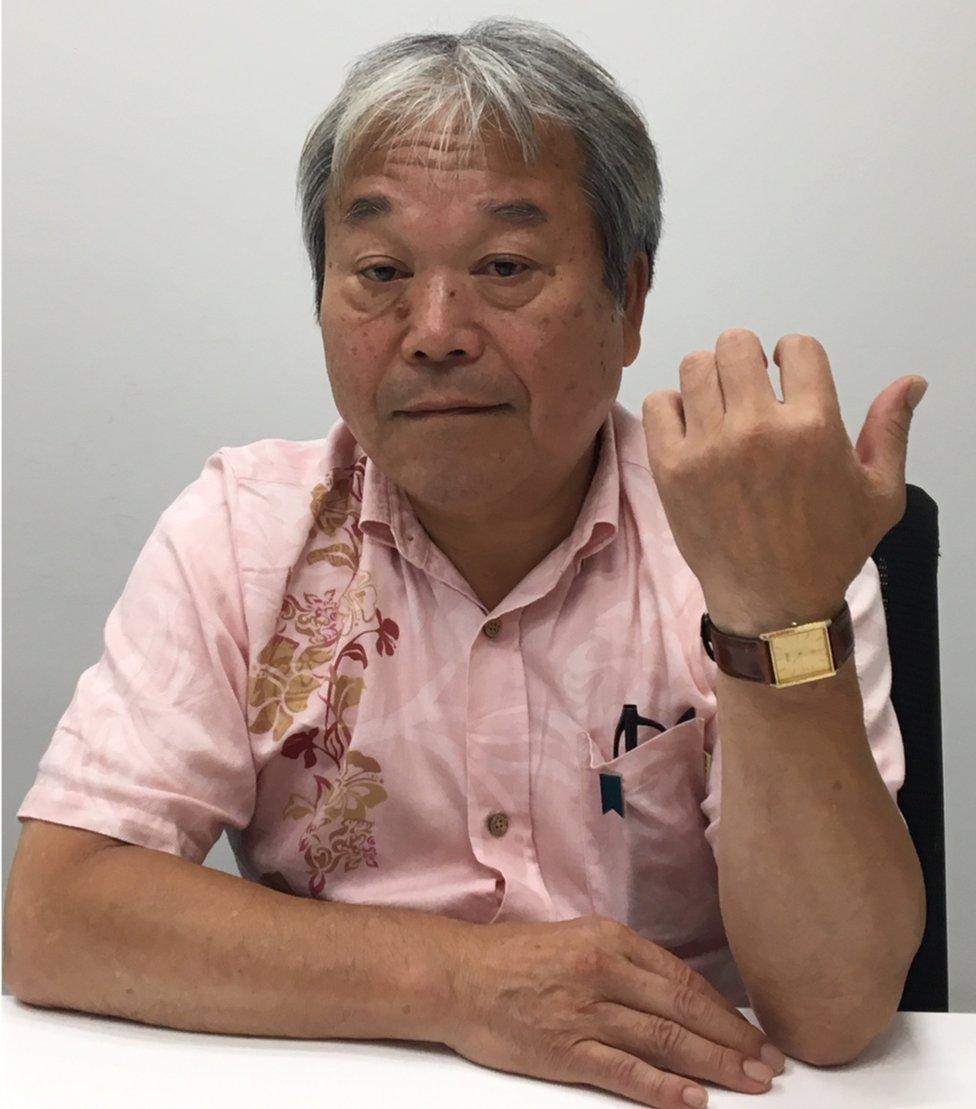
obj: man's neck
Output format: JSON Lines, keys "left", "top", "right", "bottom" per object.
{"left": 405, "top": 431, "right": 603, "bottom": 613}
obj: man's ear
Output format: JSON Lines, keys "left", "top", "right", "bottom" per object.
{"left": 621, "top": 250, "right": 650, "bottom": 367}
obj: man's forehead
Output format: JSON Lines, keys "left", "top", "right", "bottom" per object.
{"left": 328, "top": 121, "right": 582, "bottom": 231}
{"left": 337, "top": 192, "right": 552, "bottom": 231}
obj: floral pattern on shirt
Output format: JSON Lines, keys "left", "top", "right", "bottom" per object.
{"left": 247, "top": 454, "right": 399, "bottom": 895}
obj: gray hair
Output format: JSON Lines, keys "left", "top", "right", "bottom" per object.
{"left": 296, "top": 16, "right": 663, "bottom": 323}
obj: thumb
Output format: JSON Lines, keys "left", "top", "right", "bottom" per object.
{"left": 854, "top": 375, "right": 927, "bottom": 480}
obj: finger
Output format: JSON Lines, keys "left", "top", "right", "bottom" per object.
{"left": 677, "top": 350, "right": 724, "bottom": 440}
{"left": 570, "top": 1038, "right": 710, "bottom": 1109}
{"left": 620, "top": 932, "right": 747, "bottom": 1021}
{"left": 642, "top": 390, "right": 687, "bottom": 466}
{"left": 613, "top": 960, "right": 772, "bottom": 1058}
{"left": 601, "top": 963, "right": 778, "bottom": 1085}
{"left": 772, "top": 332, "right": 842, "bottom": 420}
{"left": 592, "top": 997, "right": 776, "bottom": 1097}
{"left": 714, "top": 327, "right": 777, "bottom": 416}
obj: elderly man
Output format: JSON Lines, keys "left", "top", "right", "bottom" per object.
{"left": 7, "top": 16, "right": 926, "bottom": 1109}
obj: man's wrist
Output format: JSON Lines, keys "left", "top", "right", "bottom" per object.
{"left": 704, "top": 595, "right": 847, "bottom": 639}
{"left": 422, "top": 917, "right": 478, "bottom": 1047}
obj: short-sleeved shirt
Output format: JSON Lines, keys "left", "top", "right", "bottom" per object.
{"left": 17, "top": 399, "right": 906, "bottom": 1005}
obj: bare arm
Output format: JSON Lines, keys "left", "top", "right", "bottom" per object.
{"left": 5, "top": 826, "right": 791, "bottom": 1108}
{"left": 709, "top": 617, "right": 925, "bottom": 1063}
{"left": 4, "top": 837, "right": 469, "bottom": 1043}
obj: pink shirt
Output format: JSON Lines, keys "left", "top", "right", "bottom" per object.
{"left": 17, "top": 400, "right": 906, "bottom": 1005}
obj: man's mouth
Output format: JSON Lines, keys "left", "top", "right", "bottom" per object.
{"left": 398, "top": 404, "right": 508, "bottom": 419}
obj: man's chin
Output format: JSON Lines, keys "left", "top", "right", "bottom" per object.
{"left": 400, "top": 469, "right": 518, "bottom": 511}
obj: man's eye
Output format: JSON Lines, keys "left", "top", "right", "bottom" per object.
{"left": 360, "top": 265, "right": 400, "bottom": 283}
{"left": 358, "top": 259, "right": 528, "bottom": 283}
{"left": 485, "top": 258, "right": 528, "bottom": 278}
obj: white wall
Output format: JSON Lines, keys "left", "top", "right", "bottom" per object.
{"left": 4, "top": 0, "right": 973, "bottom": 1008}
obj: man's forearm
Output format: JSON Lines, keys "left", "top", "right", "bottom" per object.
{"left": 712, "top": 647, "right": 926, "bottom": 1064}
{"left": 7, "top": 841, "right": 470, "bottom": 1043}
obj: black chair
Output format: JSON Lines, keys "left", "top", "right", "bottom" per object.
{"left": 870, "top": 483, "right": 947, "bottom": 1012}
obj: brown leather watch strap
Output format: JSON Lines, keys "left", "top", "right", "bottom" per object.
{"left": 699, "top": 600, "right": 854, "bottom": 684}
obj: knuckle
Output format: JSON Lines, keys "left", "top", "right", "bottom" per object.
{"left": 794, "top": 411, "right": 831, "bottom": 438}
{"left": 570, "top": 944, "right": 602, "bottom": 979}
{"left": 608, "top": 1052, "right": 645, "bottom": 1091}
{"left": 562, "top": 1039, "right": 595, "bottom": 1082}
{"left": 591, "top": 914, "right": 627, "bottom": 944}
{"left": 575, "top": 1041, "right": 674, "bottom": 1108}
{"left": 747, "top": 411, "right": 776, "bottom": 435}
{"left": 681, "top": 444, "right": 714, "bottom": 474}
{"left": 635, "top": 1065, "right": 672, "bottom": 1107}
{"left": 653, "top": 453, "right": 685, "bottom": 482}
{"left": 673, "top": 959, "right": 707, "bottom": 995}
{"left": 579, "top": 995, "right": 611, "bottom": 1024}
{"left": 670, "top": 982, "right": 708, "bottom": 1026}
{"left": 647, "top": 1013, "right": 687, "bottom": 1059}
{"left": 718, "top": 326, "right": 755, "bottom": 344}
{"left": 733, "top": 416, "right": 775, "bottom": 449}
{"left": 705, "top": 1039, "right": 732, "bottom": 1075}
{"left": 778, "top": 332, "right": 825, "bottom": 359}
{"left": 679, "top": 349, "right": 713, "bottom": 374}
{"left": 548, "top": 1033, "right": 585, "bottom": 1074}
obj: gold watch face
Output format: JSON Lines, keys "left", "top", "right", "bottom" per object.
{"left": 761, "top": 622, "right": 836, "bottom": 687}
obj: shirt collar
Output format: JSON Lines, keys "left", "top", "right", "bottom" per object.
{"left": 358, "top": 399, "right": 643, "bottom": 572}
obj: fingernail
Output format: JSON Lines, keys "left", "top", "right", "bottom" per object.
{"left": 760, "top": 1042, "right": 787, "bottom": 1073}
{"left": 906, "top": 378, "right": 929, "bottom": 410}
{"left": 743, "top": 1058, "right": 774, "bottom": 1083}
{"left": 682, "top": 1087, "right": 708, "bottom": 1107}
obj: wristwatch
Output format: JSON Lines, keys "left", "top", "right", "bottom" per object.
{"left": 700, "top": 600, "right": 854, "bottom": 688}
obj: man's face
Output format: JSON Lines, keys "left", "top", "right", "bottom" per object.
{"left": 320, "top": 119, "right": 645, "bottom": 518}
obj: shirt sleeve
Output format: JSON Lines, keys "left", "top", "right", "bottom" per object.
{"left": 16, "top": 449, "right": 256, "bottom": 864}
{"left": 697, "top": 555, "right": 908, "bottom": 859}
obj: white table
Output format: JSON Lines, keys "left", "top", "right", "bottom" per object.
{"left": 3, "top": 996, "right": 974, "bottom": 1107}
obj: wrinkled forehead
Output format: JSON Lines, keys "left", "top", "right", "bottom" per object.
{"left": 324, "top": 114, "right": 585, "bottom": 226}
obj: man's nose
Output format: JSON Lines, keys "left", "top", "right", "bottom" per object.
{"left": 400, "top": 276, "right": 481, "bottom": 363}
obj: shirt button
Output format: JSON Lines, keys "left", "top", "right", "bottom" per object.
{"left": 486, "top": 811, "right": 509, "bottom": 837}
{"left": 483, "top": 618, "right": 502, "bottom": 639}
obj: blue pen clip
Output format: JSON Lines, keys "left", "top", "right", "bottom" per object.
{"left": 600, "top": 772, "right": 625, "bottom": 817}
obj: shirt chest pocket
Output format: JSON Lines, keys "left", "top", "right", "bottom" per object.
{"left": 577, "top": 716, "right": 723, "bottom": 949}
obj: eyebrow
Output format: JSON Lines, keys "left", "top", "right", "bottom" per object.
{"left": 338, "top": 193, "right": 551, "bottom": 230}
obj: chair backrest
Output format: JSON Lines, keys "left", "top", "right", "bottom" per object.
{"left": 870, "top": 483, "right": 947, "bottom": 1011}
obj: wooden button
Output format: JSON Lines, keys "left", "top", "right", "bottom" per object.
{"left": 486, "top": 812, "right": 509, "bottom": 837}
{"left": 482, "top": 618, "right": 502, "bottom": 639}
